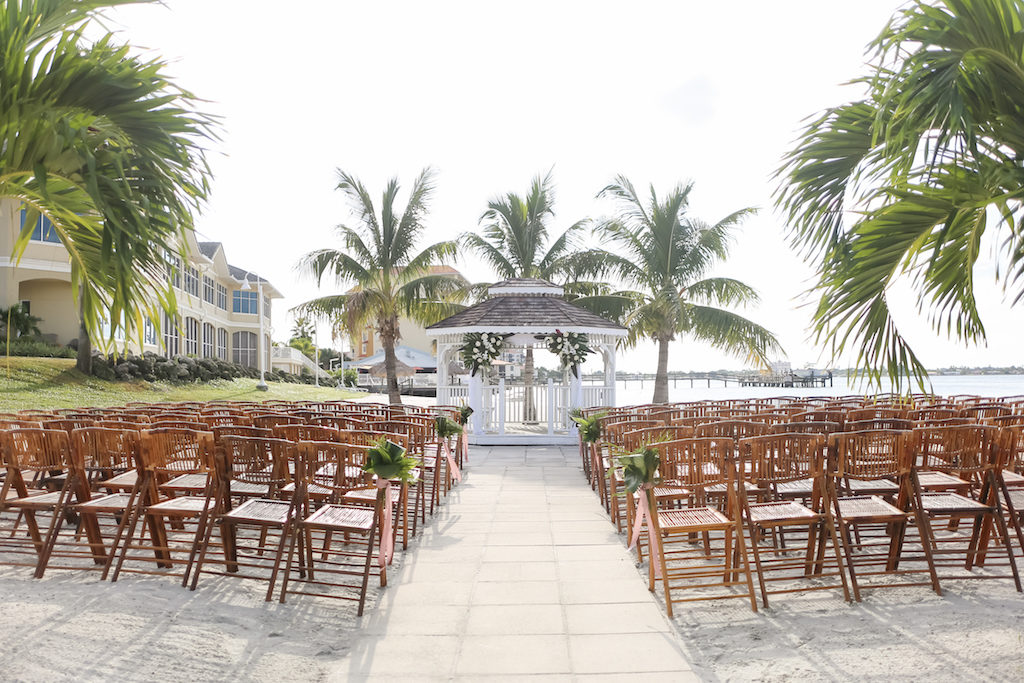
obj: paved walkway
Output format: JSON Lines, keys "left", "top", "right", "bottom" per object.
{"left": 338, "top": 445, "right": 699, "bottom": 680}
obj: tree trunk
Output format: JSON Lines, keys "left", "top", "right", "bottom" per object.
{"left": 523, "top": 346, "right": 536, "bottom": 423}
{"left": 380, "top": 317, "right": 402, "bottom": 405}
{"left": 652, "top": 337, "right": 670, "bottom": 404}
{"left": 75, "top": 299, "right": 92, "bottom": 375}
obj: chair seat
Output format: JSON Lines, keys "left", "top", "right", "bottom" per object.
{"left": 302, "top": 504, "right": 374, "bottom": 532}
{"left": 281, "top": 482, "right": 331, "bottom": 497}
{"left": 3, "top": 487, "right": 47, "bottom": 502}
{"left": 917, "top": 471, "right": 971, "bottom": 491}
{"left": 843, "top": 478, "right": 900, "bottom": 495}
{"left": 99, "top": 470, "right": 138, "bottom": 490}
{"left": 147, "top": 496, "right": 212, "bottom": 514}
{"left": 653, "top": 484, "right": 689, "bottom": 500}
{"left": 836, "top": 495, "right": 905, "bottom": 520}
{"left": 659, "top": 507, "right": 731, "bottom": 530}
{"left": 747, "top": 500, "right": 819, "bottom": 524}
{"left": 919, "top": 492, "right": 991, "bottom": 514}
{"left": 341, "top": 487, "right": 379, "bottom": 504}
{"left": 706, "top": 481, "right": 760, "bottom": 494}
{"left": 159, "top": 473, "right": 209, "bottom": 492}
{"left": 72, "top": 492, "right": 133, "bottom": 512}
{"left": 224, "top": 498, "right": 291, "bottom": 524}
{"left": 229, "top": 481, "right": 270, "bottom": 497}
{"left": 774, "top": 479, "right": 815, "bottom": 497}
{"left": 5, "top": 490, "right": 63, "bottom": 507}
{"left": 1002, "top": 470, "right": 1024, "bottom": 487}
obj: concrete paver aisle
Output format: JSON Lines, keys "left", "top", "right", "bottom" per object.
{"left": 338, "top": 445, "right": 699, "bottom": 681}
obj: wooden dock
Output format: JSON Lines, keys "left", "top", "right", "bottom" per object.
{"left": 605, "top": 370, "right": 834, "bottom": 390}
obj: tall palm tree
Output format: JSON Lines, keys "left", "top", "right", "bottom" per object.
{"left": 0, "top": 1, "right": 214, "bottom": 373}
{"left": 461, "top": 171, "right": 585, "bottom": 420}
{"left": 775, "top": 0, "right": 1024, "bottom": 390}
{"left": 576, "top": 175, "right": 782, "bottom": 403}
{"left": 294, "top": 168, "right": 463, "bottom": 404}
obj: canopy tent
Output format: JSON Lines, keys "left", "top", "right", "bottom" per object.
{"left": 367, "top": 359, "right": 417, "bottom": 378}
{"left": 350, "top": 344, "right": 437, "bottom": 372}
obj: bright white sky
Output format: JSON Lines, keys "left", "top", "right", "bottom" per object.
{"left": 103, "top": 0, "right": 1024, "bottom": 373}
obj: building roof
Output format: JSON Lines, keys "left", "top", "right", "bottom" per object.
{"left": 426, "top": 278, "right": 626, "bottom": 336}
{"left": 198, "top": 240, "right": 280, "bottom": 296}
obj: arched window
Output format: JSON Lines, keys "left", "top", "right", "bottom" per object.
{"left": 162, "top": 313, "right": 179, "bottom": 357}
{"left": 217, "top": 328, "right": 228, "bottom": 360}
{"left": 184, "top": 317, "right": 199, "bottom": 356}
{"left": 232, "top": 331, "right": 257, "bottom": 367}
{"left": 202, "top": 322, "right": 215, "bottom": 358}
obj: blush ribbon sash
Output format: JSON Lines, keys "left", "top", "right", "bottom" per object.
{"left": 376, "top": 478, "right": 394, "bottom": 567}
{"left": 628, "top": 483, "right": 662, "bottom": 578}
{"left": 461, "top": 431, "right": 469, "bottom": 465}
{"left": 442, "top": 439, "right": 463, "bottom": 483}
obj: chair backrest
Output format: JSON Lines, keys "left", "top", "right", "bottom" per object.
{"left": 844, "top": 418, "right": 914, "bottom": 432}
{"left": 621, "top": 425, "right": 694, "bottom": 452}
{"left": 219, "top": 435, "right": 293, "bottom": 489}
{"left": 992, "top": 414, "right": 1024, "bottom": 428}
{"left": 652, "top": 437, "right": 736, "bottom": 494}
{"left": 139, "top": 428, "right": 215, "bottom": 475}
{"left": 309, "top": 415, "right": 369, "bottom": 431}
{"left": 771, "top": 421, "right": 842, "bottom": 436}
{"left": 251, "top": 413, "right": 303, "bottom": 430}
{"left": 693, "top": 420, "right": 772, "bottom": 443}
{"left": 908, "top": 407, "right": 962, "bottom": 423}
{"left": 741, "top": 433, "right": 827, "bottom": 485}
{"left": 150, "top": 419, "right": 211, "bottom": 432}
{"left": 789, "top": 410, "right": 846, "bottom": 427}
{"left": 847, "top": 407, "right": 907, "bottom": 422}
{"left": 959, "top": 403, "right": 1012, "bottom": 421}
{"left": 0, "top": 428, "right": 72, "bottom": 472}
{"left": 911, "top": 424, "right": 999, "bottom": 475}
{"left": 830, "top": 429, "right": 912, "bottom": 480}
{"left": 199, "top": 414, "right": 252, "bottom": 429}
{"left": 70, "top": 426, "right": 140, "bottom": 472}
{"left": 744, "top": 412, "right": 790, "bottom": 426}
{"left": 294, "top": 440, "right": 368, "bottom": 500}
{"left": 273, "top": 423, "right": 341, "bottom": 443}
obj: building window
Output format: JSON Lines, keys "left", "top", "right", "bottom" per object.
{"left": 184, "top": 267, "right": 200, "bottom": 297}
{"left": 144, "top": 319, "right": 158, "bottom": 346}
{"left": 202, "top": 322, "right": 215, "bottom": 358}
{"left": 166, "top": 255, "right": 181, "bottom": 289}
{"left": 216, "top": 284, "right": 227, "bottom": 310}
{"left": 232, "top": 290, "right": 258, "bottom": 314}
{"left": 163, "top": 313, "right": 179, "bottom": 357}
{"left": 263, "top": 295, "right": 270, "bottom": 318}
{"left": 232, "top": 331, "right": 257, "bottom": 367}
{"left": 20, "top": 210, "right": 61, "bottom": 243}
{"left": 184, "top": 317, "right": 199, "bottom": 355}
{"left": 19, "top": 300, "right": 30, "bottom": 315}
{"left": 217, "top": 327, "right": 228, "bottom": 360}
{"left": 203, "top": 276, "right": 215, "bottom": 304}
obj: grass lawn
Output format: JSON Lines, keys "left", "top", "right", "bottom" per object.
{"left": 0, "top": 357, "right": 364, "bottom": 412}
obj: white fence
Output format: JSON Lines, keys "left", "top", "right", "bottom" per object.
{"left": 442, "top": 379, "right": 611, "bottom": 436}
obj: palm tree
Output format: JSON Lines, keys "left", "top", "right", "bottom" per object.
{"left": 294, "top": 168, "right": 463, "bottom": 404}
{"left": 775, "top": 0, "right": 1024, "bottom": 390}
{"left": 0, "top": 0, "right": 213, "bottom": 373}
{"left": 576, "top": 175, "right": 782, "bottom": 403}
{"left": 461, "top": 171, "right": 585, "bottom": 421}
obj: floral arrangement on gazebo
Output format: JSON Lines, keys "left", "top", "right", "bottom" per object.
{"left": 460, "top": 332, "right": 508, "bottom": 376}
{"left": 545, "top": 329, "right": 593, "bottom": 378}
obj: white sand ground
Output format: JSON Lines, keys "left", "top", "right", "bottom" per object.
{"left": 2, "top": 442, "right": 1024, "bottom": 681}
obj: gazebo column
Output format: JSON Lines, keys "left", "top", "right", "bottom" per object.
{"left": 570, "top": 370, "right": 583, "bottom": 411}
{"left": 603, "top": 342, "right": 617, "bottom": 407}
{"left": 467, "top": 372, "right": 483, "bottom": 437}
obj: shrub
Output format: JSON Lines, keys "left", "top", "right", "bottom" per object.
{"left": 0, "top": 337, "right": 76, "bottom": 358}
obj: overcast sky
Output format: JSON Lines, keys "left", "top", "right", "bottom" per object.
{"left": 103, "top": 0, "right": 1024, "bottom": 372}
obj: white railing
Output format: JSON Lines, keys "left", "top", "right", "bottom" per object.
{"left": 437, "top": 384, "right": 469, "bottom": 406}
{"left": 271, "top": 346, "right": 330, "bottom": 378}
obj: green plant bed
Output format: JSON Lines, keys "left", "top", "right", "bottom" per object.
{"left": 0, "top": 357, "right": 363, "bottom": 412}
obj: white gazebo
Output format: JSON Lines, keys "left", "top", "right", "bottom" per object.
{"left": 426, "top": 278, "right": 627, "bottom": 445}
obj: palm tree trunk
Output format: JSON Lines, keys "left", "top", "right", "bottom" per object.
{"left": 653, "top": 337, "right": 670, "bottom": 404}
{"left": 523, "top": 346, "right": 536, "bottom": 423}
{"left": 380, "top": 317, "right": 402, "bottom": 405}
{"left": 75, "top": 296, "right": 92, "bottom": 375}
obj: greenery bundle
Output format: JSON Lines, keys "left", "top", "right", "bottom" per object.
{"left": 617, "top": 446, "right": 661, "bottom": 493}
{"left": 544, "top": 330, "right": 592, "bottom": 378}
{"left": 362, "top": 438, "right": 419, "bottom": 483}
{"left": 456, "top": 404, "right": 474, "bottom": 426}
{"left": 434, "top": 415, "right": 463, "bottom": 439}
{"left": 570, "top": 411, "right": 604, "bottom": 443}
{"left": 460, "top": 332, "right": 508, "bottom": 376}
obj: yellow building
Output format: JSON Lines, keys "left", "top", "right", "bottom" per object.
{"left": 1, "top": 200, "right": 282, "bottom": 369}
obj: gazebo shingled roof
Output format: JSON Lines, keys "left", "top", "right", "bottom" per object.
{"left": 426, "top": 278, "right": 626, "bottom": 335}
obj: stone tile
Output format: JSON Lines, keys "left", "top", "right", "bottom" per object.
{"left": 483, "top": 545, "right": 555, "bottom": 563}
{"left": 455, "top": 635, "right": 571, "bottom": 675}
{"left": 342, "top": 635, "right": 459, "bottom": 676}
{"left": 555, "top": 544, "right": 630, "bottom": 562}
{"left": 571, "top": 673, "right": 701, "bottom": 682}
{"left": 472, "top": 580, "right": 561, "bottom": 605}
{"left": 486, "top": 532, "right": 554, "bottom": 546}
{"left": 476, "top": 561, "right": 558, "bottom": 582}
{"left": 551, "top": 531, "right": 624, "bottom": 546}
{"left": 568, "top": 633, "right": 693, "bottom": 674}
{"left": 560, "top": 579, "right": 656, "bottom": 604}
{"left": 564, "top": 603, "right": 671, "bottom": 634}
{"left": 557, "top": 559, "right": 642, "bottom": 581}
{"left": 361, "top": 604, "right": 467, "bottom": 635}
{"left": 465, "top": 604, "right": 564, "bottom": 635}
{"left": 396, "top": 561, "right": 479, "bottom": 584}
{"left": 376, "top": 580, "right": 474, "bottom": 606}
